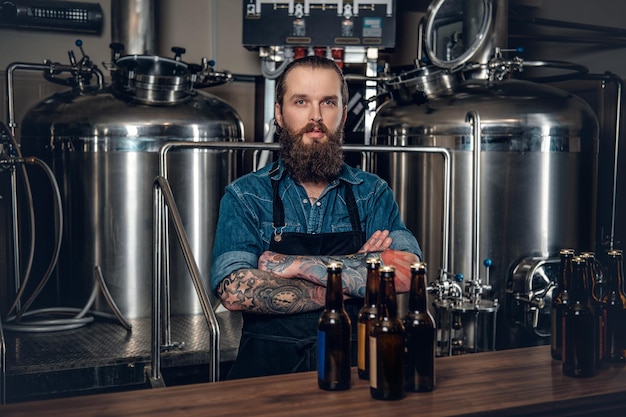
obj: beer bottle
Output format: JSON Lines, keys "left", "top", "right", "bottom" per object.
{"left": 562, "top": 256, "right": 597, "bottom": 378}
{"left": 317, "top": 262, "right": 351, "bottom": 390}
{"left": 357, "top": 257, "right": 380, "bottom": 379}
{"left": 581, "top": 252, "right": 603, "bottom": 366}
{"left": 551, "top": 248, "right": 574, "bottom": 360}
{"left": 369, "top": 265, "right": 405, "bottom": 400}
{"left": 601, "top": 249, "right": 626, "bottom": 362}
{"left": 404, "top": 262, "right": 436, "bottom": 392}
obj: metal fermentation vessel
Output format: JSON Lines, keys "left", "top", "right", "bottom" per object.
{"left": 372, "top": 0, "right": 599, "bottom": 350}
{"left": 19, "top": 53, "right": 244, "bottom": 319}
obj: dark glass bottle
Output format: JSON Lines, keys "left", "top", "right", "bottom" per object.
{"left": 369, "top": 265, "right": 405, "bottom": 400}
{"left": 562, "top": 256, "right": 597, "bottom": 378}
{"left": 581, "top": 251, "right": 603, "bottom": 366}
{"left": 404, "top": 262, "right": 436, "bottom": 392}
{"left": 601, "top": 249, "right": 626, "bottom": 362}
{"left": 317, "top": 262, "right": 351, "bottom": 390}
{"left": 551, "top": 248, "right": 574, "bottom": 360}
{"left": 357, "top": 257, "right": 380, "bottom": 380}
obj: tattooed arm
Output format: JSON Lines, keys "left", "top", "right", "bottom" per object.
{"left": 258, "top": 249, "right": 419, "bottom": 297}
{"left": 216, "top": 268, "right": 326, "bottom": 314}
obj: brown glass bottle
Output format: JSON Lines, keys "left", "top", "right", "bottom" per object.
{"left": 551, "top": 248, "right": 574, "bottom": 360}
{"left": 317, "top": 262, "right": 351, "bottom": 390}
{"left": 357, "top": 257, "right": 380, "bottom": 380}
{"left": 404, "top": 262, "right": 435, "bottom": 392}
{"left": 601, "top": 249, "right": 626, "bottom": 362}
{"left": 562, "top": 256, "right": 597, "bottom": 378}
{"left": 369, "top": 265, "right": 405, "bottom": 400}
{"left": 581, "top": 251, "right": 603, "bottom": 366}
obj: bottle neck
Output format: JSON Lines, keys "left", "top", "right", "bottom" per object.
{"left": 326, "top": 269, "right": 344, "bottom": 309}
{"left": 364, "top": 266, "right": 380, "bottom": 307}
{"left": 409, "top": 271, "right": 428, "bottom": 311}
{"left": 606, "top": 254, "right": 625, "bottom": 294}
{"left": 378, "top": 273, "right": 398, "bottom": 318}
{"left": 570, "top": 261, "right": 591, "bottom": 303}
{"left": 558, "top": 255, "right": 573, "bottom": 292}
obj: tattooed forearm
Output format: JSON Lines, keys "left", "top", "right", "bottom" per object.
{"left": 259, "top": 251, "right": 382, "bottom": 298}
{"left": 217, "top": 269, "right": 325, "bottom": 314}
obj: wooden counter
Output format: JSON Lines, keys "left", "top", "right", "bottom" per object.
{"left": 2, "top": 345, "right": 625, "bottom": 417}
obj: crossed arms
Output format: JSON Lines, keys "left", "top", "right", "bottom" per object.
{"left": 216, "top": 230, "right": 419, "bottom": 314}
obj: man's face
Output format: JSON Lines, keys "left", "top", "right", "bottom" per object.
{"left": 275, "top": 66, "right": 347, "bottom": 183}
{"left": 275, "top": 66, "right": 347, "bottom": 144}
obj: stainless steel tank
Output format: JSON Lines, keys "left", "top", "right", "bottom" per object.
{"left": 19, "top": 54, "right": 244, "bottom": 319}
{"left": 373, "top": 72, "right": 599, "bottom": 349}
{"left": 372, "top": 0, "right": 599, "bottom": 350}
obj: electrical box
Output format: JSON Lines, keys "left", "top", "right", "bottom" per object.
{"left": 242, "top": 0, "right": 396, "bottom": 49}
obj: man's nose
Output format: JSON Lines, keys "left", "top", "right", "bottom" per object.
{"left": 310, "top": 107, "right": 322, "bottom": 122}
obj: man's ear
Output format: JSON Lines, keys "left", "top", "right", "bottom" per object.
{"left": 275, "top": 103, "right": 283, "bottom": 128}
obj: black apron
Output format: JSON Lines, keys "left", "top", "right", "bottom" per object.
{"left": 226, "top": 166, "right": 366, "bottom": 379}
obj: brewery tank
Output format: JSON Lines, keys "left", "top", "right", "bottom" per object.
{"left": 372, "top": 70, "right": 599, "bottom": 349}
{"left": 19, "top": 53, "right": 244, "bottom": 319}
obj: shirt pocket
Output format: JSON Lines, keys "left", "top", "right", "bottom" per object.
{"left": 330, "top": 222, "right": 354, "bottom": 233}
{"left": 260, "top": 222, "right": 303, "bottom": 244}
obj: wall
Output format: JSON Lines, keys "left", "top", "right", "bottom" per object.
{"left": 0, "top": 0, "right": 260, "bottom": 141}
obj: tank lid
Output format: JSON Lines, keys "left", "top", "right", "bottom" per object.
{"left": 112, "top": 55, "right": 194, "bottom": 105}
{"left": 423, "top": 0, "right": 493, "bottom": 71}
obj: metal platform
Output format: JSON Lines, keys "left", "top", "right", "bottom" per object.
{"left": 3, "top": 311, "right": 242, "bottom": 404}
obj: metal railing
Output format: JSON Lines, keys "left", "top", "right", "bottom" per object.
{"left": 148, "top": 141, "right": 451, "bottom": 386}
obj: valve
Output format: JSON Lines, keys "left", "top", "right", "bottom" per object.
{"left": 42, "top": 39, "right": 103, "bottom": 91}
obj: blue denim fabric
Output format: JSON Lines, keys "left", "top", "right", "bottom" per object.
{"left": 210, "top": 160, "right": 422, "bottom": 291}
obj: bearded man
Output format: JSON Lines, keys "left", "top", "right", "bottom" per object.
{"left": 211, "top": 55, "right": 422, "bottom": 379}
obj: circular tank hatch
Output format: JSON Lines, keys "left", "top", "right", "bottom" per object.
{"left": 424, "top": 0, "right": 493, "bottom": 70}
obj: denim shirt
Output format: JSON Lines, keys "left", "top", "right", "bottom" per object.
{"left": 210, "top": 160, "right": 422, "bottom": 291}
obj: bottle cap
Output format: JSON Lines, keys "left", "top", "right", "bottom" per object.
{"left": 327, "top": 261, "right": 343, "bottom": 270}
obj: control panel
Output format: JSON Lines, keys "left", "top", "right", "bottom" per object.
{"left": 242, "top": 0, "right": 395, "bottom": 49}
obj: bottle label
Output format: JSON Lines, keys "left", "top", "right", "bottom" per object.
{"left": 369, "top": 335, "right": 377, "bottom": 389}
{"left": 317, "top": 330, "right": 326, "bottom": 379}
{"left": 358, "top": 322, "right": 366, "bottom": 371}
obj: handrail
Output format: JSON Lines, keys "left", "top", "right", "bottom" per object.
{"left": 151, "top": 176, "right": 221, "bottom": 385}
{"left": 149, "top": 141, "right": 452, "bottom": 385}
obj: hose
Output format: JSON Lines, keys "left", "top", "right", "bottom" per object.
{"left": 1, "top": 123, "right": 131, "bottom": 332}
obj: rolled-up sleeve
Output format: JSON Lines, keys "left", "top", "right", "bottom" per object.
{"left": 367, "top": 177, "right": 423, "bottom": 260}
{"left": 210, "top": 186, "right": 263, "bottom": 292}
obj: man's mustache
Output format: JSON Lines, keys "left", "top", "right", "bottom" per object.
{"left": 297, "top": 122, "right": 330, "bottom": 137}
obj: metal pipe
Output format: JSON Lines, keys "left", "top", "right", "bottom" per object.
{"left": 111, "top": 0, "right": 156, "bottom": 55}
{"left": 466, "top": 111, "right": 482, "bottom": 283}
{"left": 5, "top": 62, "right": 51, "bottom": 136}
{"left": 151, "top": 176, "right": 221, "bottom": 383}
{"left": 158, "top": 141, "right": 452, "bottom": 272}
{"left": 150, "top": 182, "right": 165, "bottom": 385}
{"left": 10, "top": 167, "right": 20, "bottom": 314}
{"left": 606, "top": 74, "right": 622, "bottom": 251}
{"left": 151, "top": 141, "right": 452, "bottom": 384}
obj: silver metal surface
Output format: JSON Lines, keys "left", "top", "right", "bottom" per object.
{"left": 372, "top": 77, "right": 599, "bottom": 349}
{"left": 111, "top": 0, "right": 156, "bottom": 55}
{"left": 424, "top": 0, "right": 508, "bottom": 78}
{"left": 19, "top": 62, "right": 244, "bottom": 320}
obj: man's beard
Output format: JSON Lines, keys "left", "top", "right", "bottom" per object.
{"left": 279, "top": 121, "right": 345, "bottom": 183}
